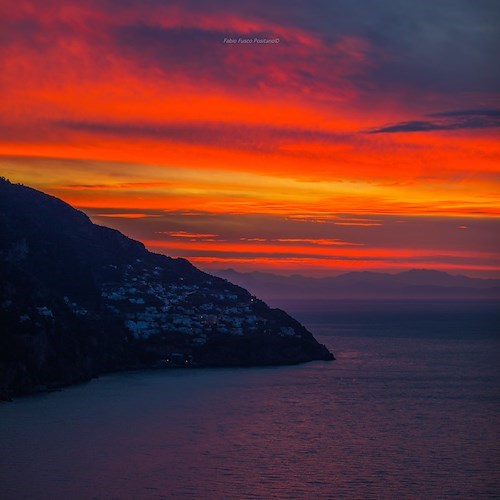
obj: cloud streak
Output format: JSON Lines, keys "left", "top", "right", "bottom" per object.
{"left": 368, "top": 109, "right": 500, "bottom": 134}
{"left": 53, "top": 119, "right": 349, "bottom": 153}
{"left": 156, "top": 231, "right": 221, "bottom": 240}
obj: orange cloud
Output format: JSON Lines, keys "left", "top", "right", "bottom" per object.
{"left": 157, "top": 231, "right": 220, "bottom": 239}
{"left": 273, "top": 238, "right": 363, "bottom": 246}
{"left": 96, "top": 213, "right": 162, "bottom": 219}
{"left": 1, "top": 1, "right": 499, "bottom": 278}
{"left": 144, "top": 239, "right": 497, "bottom": 262}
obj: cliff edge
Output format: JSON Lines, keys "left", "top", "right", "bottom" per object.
{"left": 0, "top": 178, "right": 333, "bottom": 399}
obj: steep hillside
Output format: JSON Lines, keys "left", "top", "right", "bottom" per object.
{"left": 0, "top": 179, "right": 333, "bottom": 399}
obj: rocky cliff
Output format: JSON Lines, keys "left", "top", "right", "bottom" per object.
{"left": 0, "top": 178, "right": 333, "bottom": 399}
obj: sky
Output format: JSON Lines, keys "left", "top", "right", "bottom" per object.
{"left": 1, "top": 0, "right": 499, "bottom": 277}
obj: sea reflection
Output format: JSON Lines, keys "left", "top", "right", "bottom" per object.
{"left": 1, "top": 303, "right": 499, "bottom": 499}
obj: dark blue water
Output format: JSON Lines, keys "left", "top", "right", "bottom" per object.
{"left": 1, "top": 301, "right": 499, "bottom": 499}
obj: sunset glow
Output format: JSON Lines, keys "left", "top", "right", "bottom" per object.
{"left": 1, "top": 0, "right": 499, "bottom": 276}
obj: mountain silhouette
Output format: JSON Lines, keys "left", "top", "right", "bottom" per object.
{"left": 0, "top": 178, "right": 332, "bottom": 399}
{"left": 213, "top": 268, "right": 500, "bottom": 302}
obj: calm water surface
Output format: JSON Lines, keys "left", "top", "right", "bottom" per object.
{"left": 1, "top": 301, "right": 499, "bottom": 499}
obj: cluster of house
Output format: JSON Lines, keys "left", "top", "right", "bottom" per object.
{"left": 99, "top": 261, "right": 299, "bottom": 345}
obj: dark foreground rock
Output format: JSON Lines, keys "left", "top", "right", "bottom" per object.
{"left": 0, "top": 178, "right": 333, "bottom": 399}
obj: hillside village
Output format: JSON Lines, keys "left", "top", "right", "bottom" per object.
{"left": 1, "top": 178, "right": 332, "bottom": 398}
{"left": 98, "top": 258, "right": 300, "bottom": 353}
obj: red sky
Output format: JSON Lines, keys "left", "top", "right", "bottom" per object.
{"left": 1, "top": 0, "right": 499, "bottom": 277}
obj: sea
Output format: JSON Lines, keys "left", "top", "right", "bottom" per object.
{"left": 1, "top": 300, "right": 499, "bottom": 499}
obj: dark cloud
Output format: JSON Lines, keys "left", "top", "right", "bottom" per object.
{"left": 430, "top": 109, "right": 500, "bottom": 118}
{"left": 104, "top": 0, "right": 500, "bottom": 100}
{"left": 4, "top": 0, "right": 498, "bottom": 97}
{"left": 53, "top": 119, "right": 349, "bottom": 152}
{"left": 302, "top": 0, "right": 500, "bottom": 94}
{"left": 148, "top": 1, "right": 499, "bottom": 93}
{"left": 0, "top": 18, "right": 39, "bottom": 46}
{"left": 367, "top": 109, "right": 500, "bottom": 134}
{"left": 115, "top": 24, "right": 228, "bottom": 74}
{"left": 112, "top": 22, "right": 362, "bottom": 99}
{"left": 113, "top": 23, "right": 295, "bottom": 83}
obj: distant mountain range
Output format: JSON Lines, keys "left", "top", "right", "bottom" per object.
{"left": 213, "top": 269, "right": 500, "bottom": 302}
{"left": 0, "top": 179, "right": 332, "bottom": 399}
